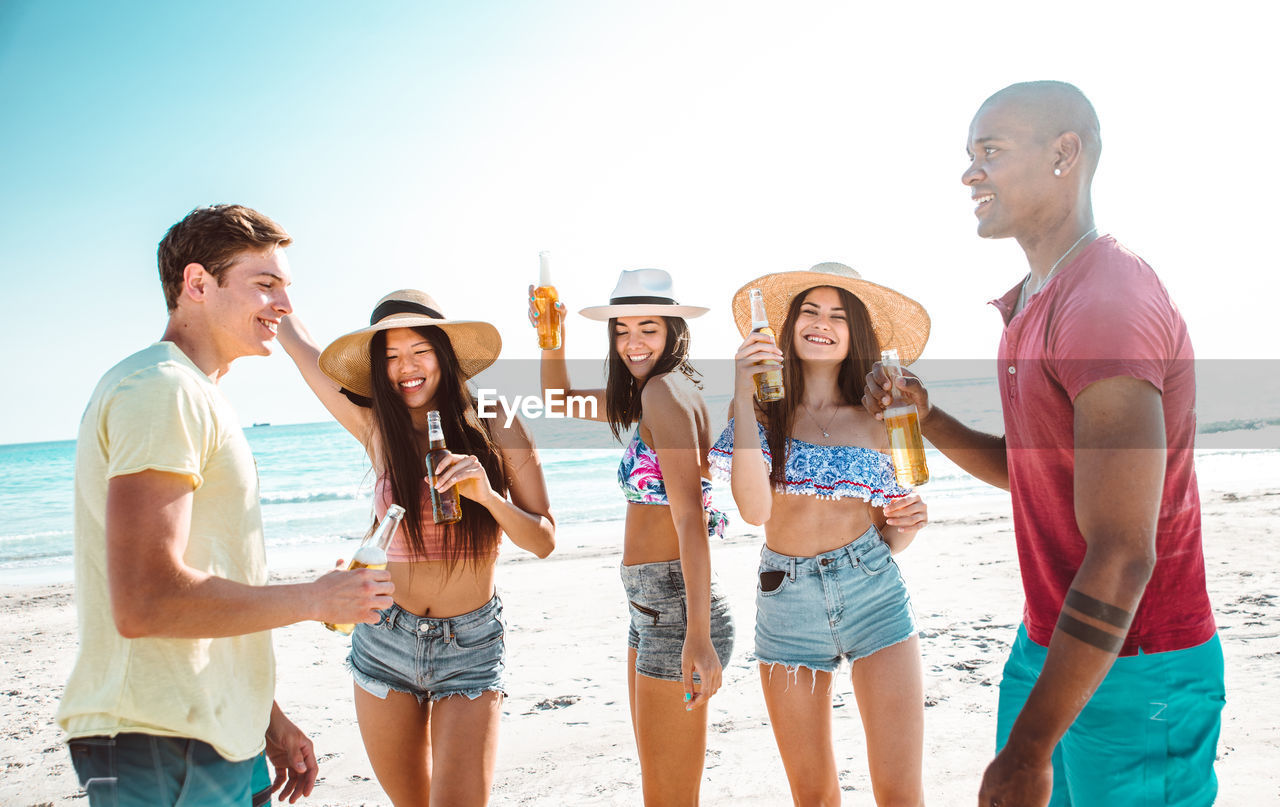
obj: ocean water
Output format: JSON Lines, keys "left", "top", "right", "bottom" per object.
{"left": 2, "top": 376, "right": 1276, "bottom": 585}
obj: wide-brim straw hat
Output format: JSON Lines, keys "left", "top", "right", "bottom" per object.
{"left": 319, "top": 290, "right": 502, "bottom": 398}
{"left": 579, "top": 267, "right": 710, "bottom": 320}
{"left": 731, "top": 262, "right": 930, "bottom": 364}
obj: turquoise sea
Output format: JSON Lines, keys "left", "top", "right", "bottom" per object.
{"left": 2, "top": 376, "right": 1277, "bottom": 585}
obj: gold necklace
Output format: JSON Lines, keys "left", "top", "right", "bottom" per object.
{"left": 802, "top": 401, "right": 837, "bottom": 439}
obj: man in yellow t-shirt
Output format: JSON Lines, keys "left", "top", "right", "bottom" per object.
{"left": 57, "top": 205, "right": 395, "bottom": 807}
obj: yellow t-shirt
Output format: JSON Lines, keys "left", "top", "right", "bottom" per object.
{"left": 57, "top": 342, "right": 274, "bottom": 761}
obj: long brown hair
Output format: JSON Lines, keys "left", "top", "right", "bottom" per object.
{"left": 604, "top": 315, "right": 701, "bottom": 441}
{"left": 369, "top": 325, "right": 507, "bottom": 567}
{"left": 761, "top": 286, "right": 880, "bottom": 487}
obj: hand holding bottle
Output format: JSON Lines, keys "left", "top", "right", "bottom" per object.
{"left": 313, "top": 565, "right": 394, "bottom": 632}
{"left": 862, "top": 361, "right": 932, "bottom": 422}
{"left": 733, "top": 331, "right": 784, "bottom": 398}
{"left": 428, "top": 452, "right": 498, "bottom": 507}
{"left": 530, "top": 251, "right": 564, "bottom": 349}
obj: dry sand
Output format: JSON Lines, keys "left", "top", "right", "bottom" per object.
{"left": 2, "top": 488, "right": 1276, "bottom": 805}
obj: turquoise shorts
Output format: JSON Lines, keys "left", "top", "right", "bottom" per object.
{"left": 997, "top": 624, "right": 1225, "bottom": 806}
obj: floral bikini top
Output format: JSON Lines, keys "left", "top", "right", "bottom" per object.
{"left": 618, "top": 429, "right": 728, "bottom": 538}
{"left": 708, "top": 418, "right": 912, "bottom": 505}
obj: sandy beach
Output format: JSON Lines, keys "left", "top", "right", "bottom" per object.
{"left": 2, "top": 486, "right": 1276, "bottom": 806}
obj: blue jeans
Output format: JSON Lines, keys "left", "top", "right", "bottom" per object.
{"left": 997, "top": 624, "right": 1225, "bottom": 806}
{"left": 68, "top": 733, "right": 255, "bottom": 806}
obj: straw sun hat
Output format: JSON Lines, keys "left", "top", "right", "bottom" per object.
{"left": 579, "top": 268, "right": 710, "bottom": 321}
{"left": 319, "top": 290, "right": 502, "bottom": 399}
{"left": 731, "top": 262, "right": 930, "bottom": 364}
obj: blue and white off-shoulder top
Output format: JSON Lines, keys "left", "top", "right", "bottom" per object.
{"left": 708, "top": 418, "right": 912, "bottom": 505}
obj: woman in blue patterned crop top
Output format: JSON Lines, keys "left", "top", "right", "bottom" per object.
{"left": 530, "top": 267, "right": 734, "bottom": 806}
{"left": 712, "top": 263, "right": 932, "bottom": 806}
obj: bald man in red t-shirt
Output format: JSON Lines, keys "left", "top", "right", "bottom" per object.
{"left": 864, "top": 81, "right": 1223, "bottom": 807}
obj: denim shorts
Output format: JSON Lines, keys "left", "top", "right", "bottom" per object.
{"left": 755, "top": 525, "right": 916, "bottom": 674}
{"left": 69, "top": 733, "right": 255, "bottom": 806}
{"left": 348, "top": 593, "right": 506, "bottom": 703}
{"left": 621, "top": 559, "right": 735, "bottom": 682}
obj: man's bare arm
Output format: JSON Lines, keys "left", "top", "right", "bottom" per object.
{"left": 979, "top": 376, "right": 1164, "bottom": 800}
{"left": 106, "top": 470, "right": 394, "bottom": 638}
{"left": 863, "top": 364, "right": 1010, "bottom": 490}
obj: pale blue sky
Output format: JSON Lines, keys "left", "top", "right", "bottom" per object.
{"left": 1, "top": 1, "right": 1276, "bottom": 444}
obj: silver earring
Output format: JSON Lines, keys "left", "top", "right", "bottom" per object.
{"left": 1054, "top": 168, "right": 1062, "bottom": 176}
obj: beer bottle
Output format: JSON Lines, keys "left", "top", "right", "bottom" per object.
{"left": 749, "top": 288, "right": 785, "bottom": 402}
{"left": 880, "top": 348, "right": 929, "bottom": 487}
{"left": 324, "top": 504, "right": 405, "bottom": 635}
{"left": 533, "top": 251, "right": 562, "bottom": 350}
{"left": 426, "top": 410, "right": 464, "bottom": 525}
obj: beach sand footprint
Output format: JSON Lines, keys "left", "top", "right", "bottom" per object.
{"left": 525, "top": 694, "right": 581, "bottom": 715}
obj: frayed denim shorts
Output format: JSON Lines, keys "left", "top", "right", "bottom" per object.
{"left": 621, "top": 559, "right": 735, "bottom": 682}
{"left": 347, "top": 593, "right": 506, "bottom": 704}
{"left": 755, "top": 525, "right": 916, "bottom": 674}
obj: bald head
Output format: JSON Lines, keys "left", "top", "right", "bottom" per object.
{"left": 981, "top": 81, "right": 1101, "bottom": 178}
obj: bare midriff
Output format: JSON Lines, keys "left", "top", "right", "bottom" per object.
{"left": 621, "top": 501, "right": 715, "bottom": 566}
{"left": 762, "top": 493, "right": 876, "bottom": 558}
{"left": 385, "top": 558, "right": 499, "bottom": 618}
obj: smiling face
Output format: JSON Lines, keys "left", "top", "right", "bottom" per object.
{"left": 613, "top": 316, "right": 668, "bottom": 380}
{"left": 962, "top": 97, "right": 1060, "bottom": 241}
{"left": 203, "top": 247, "right": 292, "bottom": 362}
{"left": 382, "top": 326, "right": 441, "bottom": 409}
{"left": 790, "top": 287, "right": 850, "bottom": 364}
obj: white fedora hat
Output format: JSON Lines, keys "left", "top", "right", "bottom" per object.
{"left": 578, "top": 268, "right": 710, "bottom": 321}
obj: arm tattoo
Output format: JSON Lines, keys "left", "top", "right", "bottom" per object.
{"left": 1056, "top": 612, "right": 1126, "bottom": 654}
{"left": 1064, "top": 588, "right": 1133, "bottom": 630}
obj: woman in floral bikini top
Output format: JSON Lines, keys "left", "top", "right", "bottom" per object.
{"left": 531, "top": 267, "right": 735, "bottom": 806}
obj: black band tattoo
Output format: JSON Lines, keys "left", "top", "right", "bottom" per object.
{"left": 1064, "top": 589, "right": 1133, "bottom": 630}
{"left": 1056, "top": 613, "right": 1125, "bottom": 654}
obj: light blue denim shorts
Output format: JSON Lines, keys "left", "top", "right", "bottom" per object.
{"left": 755, "top": 525, "right": 916, "bottom": 673}
{"left": 621, "top": 559, "right": 735, "bottom": 682}
{"left": 348, "top": 593, "right": 506, "bottom": 703}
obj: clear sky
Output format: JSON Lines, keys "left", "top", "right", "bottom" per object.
{"left": 1, "top": 1, "right": 1276, "bottom": 445}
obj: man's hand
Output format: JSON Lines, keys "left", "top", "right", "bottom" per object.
{"left": 265, "top": 704, "right": 318, "bottom": 803}
{"left": 862, "top": 361, "right": 932, "bottom": 422}
{"left": 977, "top": 745, "right": 1053, "bottom": 807}
{"left": 310, "top": 567, "right": 394, "bottom": 627}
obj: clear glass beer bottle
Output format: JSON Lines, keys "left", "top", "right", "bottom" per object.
{"left": 749, "top": 288, "right": 785, "bottom": 402}
{"left": 880, "top": 349, "right": 929, "bottom": 487}
{"left": 324, "top": 504, "right": 405, "bottom": 635}
{"left": 533, "top": 251, "right": 562, "bottom": 350}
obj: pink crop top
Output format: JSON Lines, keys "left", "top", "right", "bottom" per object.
{"left": 375, "top": 477, "right": 500, "bottom": 563}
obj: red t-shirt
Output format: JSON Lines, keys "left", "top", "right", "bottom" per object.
{"left": 991, "top": 235, "right": 1215, "bottom": 655}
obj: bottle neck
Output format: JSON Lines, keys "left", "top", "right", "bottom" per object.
{"left": 539, "top": 252, "right": 552, "bottom": 286}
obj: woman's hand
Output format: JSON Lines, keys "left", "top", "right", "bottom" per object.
{"left": 734, "top": 331, "right": 784, "bottom": 396}
{"left": 682, "top": 632, "right": 723, "bottom": 710}
{"left": 429, "top": 453, "right": 499, "bottom": 507}
{"left": 527, "top": 284, "right": 566, "bottom": 334}
{"left": 883, "top": 493, "right": 928, "bottom": 533}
